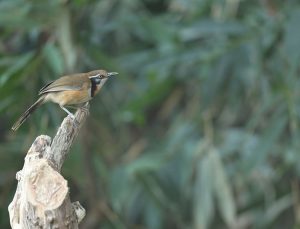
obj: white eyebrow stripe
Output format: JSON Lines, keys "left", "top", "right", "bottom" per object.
{"left": 89, "top": 74, "right": 100, "bottom": 79}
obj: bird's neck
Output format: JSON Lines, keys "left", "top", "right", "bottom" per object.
{"left": 90, "top": 78, "right": 108, "bottom": 97}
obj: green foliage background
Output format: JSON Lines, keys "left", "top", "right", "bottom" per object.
{"left": 1, "top": 0, "right": 300, "bottom": 228}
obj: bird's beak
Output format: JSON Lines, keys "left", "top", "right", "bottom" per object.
{"left": 107, "top": 72, "right": 119, "bottom": 77}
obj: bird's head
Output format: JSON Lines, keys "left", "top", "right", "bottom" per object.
{"left": 88, "top": 69, "right": 118, "bottom": 81}
{"left": 87, "top": 69, "right": 118, "bottom": 96}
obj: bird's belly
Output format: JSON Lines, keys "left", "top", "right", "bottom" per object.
{"left": 45, "top": 90, "right": 91, "bottom": 106}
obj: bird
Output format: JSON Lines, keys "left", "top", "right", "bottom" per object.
{"left": 11, "top": 69, "right": 118, "bottom": 131}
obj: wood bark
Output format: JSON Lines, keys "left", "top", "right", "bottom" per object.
{"left": 8, "top": 104, "right": 89, "bottom": 229}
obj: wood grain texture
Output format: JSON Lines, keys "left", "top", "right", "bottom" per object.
{"left": 8, "top": 103, "right": 89, "bottom": 229}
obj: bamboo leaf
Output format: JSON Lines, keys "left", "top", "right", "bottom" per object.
{"left": 211, "top": 148, "right": 237, "bottom": 227}
{"left": 43, "top": 43, "right": 64, "bottom": 75}
{"left": 0, "top": 52, "right": 34, "bottom": 86}
{"left": 194, "top": 151, "right": 215, "bottom": 229}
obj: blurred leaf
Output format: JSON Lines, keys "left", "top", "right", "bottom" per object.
{"left": 262, "top": 195, "right": 293, "bottom": 227}
{"left": 283, "top": 9, "right": 300, "bottom": 62}
{"left": 127, "top": 154, "right": 165, "bottom": 175}
{"left": 246, "top": 109, "right": 287, "bottom": 169}
{"left": 43, "top": 43, "right": 64, "bottom": 75}
{"left": 211, "top": 148, "right": 236, "bottom": 227}
{"left": 180, "top": 20, "right": 247, "bottom": 42}
{"left": 194, "top": 149, "right": 215, "bottom": 229}
{"left": 144, "top": 199, "right": 163, "bottom": 229}
{"left": 0, "top": 1, "right": 32, "bottom": 28}
{"left": 0, "top": 96, "right": 14, "bottom": 114}
{"left": 0, "top": 52, "right": 34, "bottom": 86}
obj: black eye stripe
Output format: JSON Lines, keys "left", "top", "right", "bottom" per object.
{"left": 90, "top": 77, "right": 101, "bottom": 97}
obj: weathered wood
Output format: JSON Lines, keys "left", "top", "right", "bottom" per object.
{"left": 8, "top": 104, "right": 89, "bottom": 229}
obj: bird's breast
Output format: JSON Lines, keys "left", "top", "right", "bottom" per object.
{"left": 45, "top": 90, "right": 91, "bottom": 106}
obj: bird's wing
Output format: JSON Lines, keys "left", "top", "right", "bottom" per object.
{"left": 38, "top": 75, "right": 85, "bottom": 95}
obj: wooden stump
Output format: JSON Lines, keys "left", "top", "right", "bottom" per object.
{"left": 9, "top": 104, "right": 89, "bottom": 229}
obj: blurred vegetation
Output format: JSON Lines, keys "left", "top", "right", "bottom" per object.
{"left": 1, "top": 0, "right": 300, "bottom": 228}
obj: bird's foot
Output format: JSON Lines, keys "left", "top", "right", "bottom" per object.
{"left": 79, "top": 106, "right": 89, "bottom": 115}
{"left": 68, "top": 113, "right": 75, "bottom": 120}
{"left": 67, "top": 113, "right": 79, "bottom": 128}
{"left": 60, "top": 105, "right": 76, "bottom": 119}
{"left": 72, "top": 118, "right": 80, "bottom": 129}
{"left": 78, "top": 102, "right": 89, "bottom": 114}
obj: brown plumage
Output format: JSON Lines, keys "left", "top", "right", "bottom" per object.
{"left": 12, "top": 69, "right": 118, "bottom": 131}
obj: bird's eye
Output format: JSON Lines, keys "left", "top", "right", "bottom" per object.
{"left": 99, "top": 75, "right": 105, "bottom": 79}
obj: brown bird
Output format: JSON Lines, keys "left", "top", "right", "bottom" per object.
{"left": 12, "top": 69, "right": 118, "bottom": 131}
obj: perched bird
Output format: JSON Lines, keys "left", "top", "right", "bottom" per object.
{"left": 12, "top": 69, "right": 118, "bottom": 131}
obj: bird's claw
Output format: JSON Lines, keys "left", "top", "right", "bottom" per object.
{"left": 68, "top": 114, "right": 79, "bottom": 128}
{"left": 68, "top": 113, "right": 75, "bottom": 120}
{"left": 79, "top": 106, "right": 89, "bottom": 115}
{"left": 73, "top": 118, "right": 80, "bottom": 128}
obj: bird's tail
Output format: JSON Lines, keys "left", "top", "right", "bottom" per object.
{"left": 11, "top": 96, "right": 45, "bottom": 131}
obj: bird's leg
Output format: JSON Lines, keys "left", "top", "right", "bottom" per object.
{"left": 79, "top": 102, "right": 89, "bottom": 114}
{"left": 65, "top": 105, "right": 79, "bottom": 111}
{"left": 65, "top": 103, "right": 89, "bottom": 114}
{"left": 60, "top": 105, "right": 75, "bottom": 119}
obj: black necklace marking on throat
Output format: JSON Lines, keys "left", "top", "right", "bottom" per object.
{"left": 90, "top": 77, "right": 101, "bottom": 97}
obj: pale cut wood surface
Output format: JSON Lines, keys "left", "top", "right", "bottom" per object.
{"left": 8, "top": 104, "right": 89, "bottom": 229}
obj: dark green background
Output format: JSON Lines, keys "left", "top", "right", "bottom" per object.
{"left": 1, "top": 0, "right": 300, "bottom": 228}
